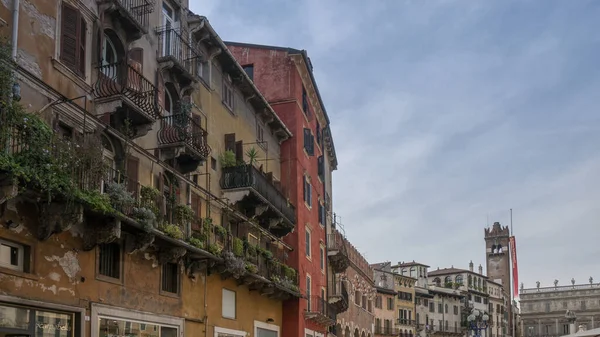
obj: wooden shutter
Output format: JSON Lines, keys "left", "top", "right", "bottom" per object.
{"left": 302, "top": 176, "right": 306, "bottom": 203}
{"left": 60, "top": 3, "right": 79, "bottom": 71}
{"left": 126, "top": 156, "right": 139, "bottom": 197}
{"left": 128, "top": 48, "right": 144, "bottom": 68}
{"left": 235, "top": 141, "right": 243, "bottom": 164}
{"left": 78, "top": 17, "right": 86, "bottom": 75}
{"left": 317, "top": 155, "right": 324, "bottom": 177}
{"left": 224, "top": 133, "right": 236, "bottom": 152}
{"left": 303, "top": 128, "right": 310, "bottom": 153}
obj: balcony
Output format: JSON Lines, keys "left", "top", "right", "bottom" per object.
{"left": 94, "top": 60, "right": 158, "bottom": 138}
{"left": 155, "top": 27, "right": 200, "bottom": 87}
{"left": 305, "top": 296, "right": 336, "bottom": 327}
{"left": 158, "top": 110, "right": 210, "bottom": 174}
{"left": 220, "top": 164, "right": 296, "bottom": 236}
{"left": 397, "top": 319, "right": 417, "bottom": 327}
{"left": 375, "top": 326, "right": 399, "bottom": 336}
{"left": 97, "top": 0, "right": 154, "bottom": 41}
{"left": 327, "top": 231, "right": 350, "bottom": 273}
{"left": 328, "top": 279, "right": 349, "bottom": 314}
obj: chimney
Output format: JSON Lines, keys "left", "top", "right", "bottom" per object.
{"left": 469, "top": 261, "right": 474, "bottom": 272}
{"left": 479, "top": 264, "right": 483, "bottom": 275}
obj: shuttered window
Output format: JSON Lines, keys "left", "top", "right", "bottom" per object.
{"left": 60, "top": 3, "right": 86, "bottom": 76}
{"left": 303, "top": 128, "right": 314, "bottom": 156}
{"left": 98, "top": 243, "right": 121, "bottom": 279}
{"left": 317, "top": 155, "right": 324, "bottom": 180}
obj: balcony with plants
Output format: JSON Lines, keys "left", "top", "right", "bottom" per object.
{"left": 327, "top": 230, "right": 350, "bottom": 273}
{"left": 155, "top": 26, "right": 201, "bottom": 88}
{"left": 97, "top": 0, "right": 155, "bottom": 41}
{"left": 94, "top": 58, "right": 159, "bottom": 138}
{"left": 219, "top": 149, "right": 296, "bottom": 237}
{"left": 157, "top": 100, "right": 210, "bottom": 174}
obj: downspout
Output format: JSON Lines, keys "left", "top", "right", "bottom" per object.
{"left": 11, "top": 0, "right": 18, "bottom": 61}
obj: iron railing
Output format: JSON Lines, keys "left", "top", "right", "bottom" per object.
{"left": 397, "top": 319, "right": 417, "bottom": 326}
{"left": 155, "top": 26, "right": 200, "bottom": 76}
{"left": 521, "top": 283, "right": 599, "bottom": 294}
{"left": 158, "top": 112, "right": 210, "bottom": 160}
{"left": 375, "top": 326, "right": 399, "bottom": 335}
{"left": 101, "top": 0, "right": 154, "bottom": 30}
{"left": 307, "top": 295, "right": 335, "bottom": 320}
{"left": 94, "top": 60, "right": 158, "bottom": 120}
{"left": 220, "top": 164, "right": 296, "bottom": 225}
{"left": 327, "top": 231, "right": 346, "bottom": 251}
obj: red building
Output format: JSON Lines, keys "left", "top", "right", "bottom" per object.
{"left": 226, "top": 42, "right": 338, "bottom": 337}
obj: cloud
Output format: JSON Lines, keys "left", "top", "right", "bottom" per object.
{"left": 191, "top": 0, "right": 600, "bottom": 289}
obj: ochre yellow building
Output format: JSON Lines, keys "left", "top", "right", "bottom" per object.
{"left": 395, "top": 274, "right": 418, "bottom": 336}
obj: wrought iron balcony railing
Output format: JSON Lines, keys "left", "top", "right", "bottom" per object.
{"left": 397, "top": 319, "right": 417, "bottom": 326}
{"left": 155, "top": 26, "right": 200, "bottom": 78}
{"left": 158, "top": 112, "right": 210, "bottom": 160}
{"left": 307, "top": 295, "right": 336, "bottom": 321}
{"left": 375, "top": 326, "right": 399, "bottom": 335}
{"left": 94, "top": 60, "right": 158, "bottom": 120}
{"left": 220, "top": 164, "right": 296, "bottom": 225}
{"left": 99, "top": 0, "right": 154, "bottom": 36}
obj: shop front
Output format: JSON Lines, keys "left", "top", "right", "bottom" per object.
{"left": 91, "top": 304, "right": 184, "bottom": 337}
{"left": 0, "top": 296, "right": 84, "bottom": 337}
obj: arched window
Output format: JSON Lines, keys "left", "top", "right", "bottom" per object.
{"left": 434, "top": 277, "right": 441, "bottom": 287}
{"left": 456, "top": 275, "right": 464, "bottom": 285}
{"left": 444, "top": 276, "right": 452, "bottom": 287}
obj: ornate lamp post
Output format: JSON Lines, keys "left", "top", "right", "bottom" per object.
{"left": 467, "top": 309, "right": 489, "bottom": 337}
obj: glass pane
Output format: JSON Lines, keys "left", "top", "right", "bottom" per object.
{"left": 99, "top": 318, "right": 161, "bottom": 337}
{"left": 257, "top": 328, "right": 277, "bottom": 337}
{"left": 0, "top": 305, "right": 30, "bottom": 330}
{"left": 160, "top": 327, "right": 177, "bottom": 337}
{"left": 35, "top": 311, "right": 73, "bottom": 337}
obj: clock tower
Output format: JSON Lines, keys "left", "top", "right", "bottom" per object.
{"left": 484, "top": 222, "right": 513, "bottom": 336}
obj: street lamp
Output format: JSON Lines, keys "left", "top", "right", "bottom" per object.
{"left": 467, "top": 309, "right": 489, "bottom": 337}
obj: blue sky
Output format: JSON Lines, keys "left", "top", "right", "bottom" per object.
{"left": 191, "top": 0, "right": 600, "bottom": 290}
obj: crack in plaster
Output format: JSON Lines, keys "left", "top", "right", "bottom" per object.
{"left": 20, "top": 0, "right": 56, "bottom": 39}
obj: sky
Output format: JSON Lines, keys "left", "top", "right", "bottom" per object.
{"left": 190, "top": 0, "right": 600, "bottom": 291}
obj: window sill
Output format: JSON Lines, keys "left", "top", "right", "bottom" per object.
{"left": 159, "top": 290, "right": 181, "bottom": 298}
{"left": 0, "top": 266, "right": 39, "bottom": 281}
{"left": 96, "top": 274, "right": 123, "bottom": 285}
{"left": 222, "top": 101, "right": 235, "bottom": 115}
{"left": 304, "top": 202, "right": 312, "bottom": 210}
{"left": 198, "top": 77, "right": 211, "bottom": 91}
{"left": 52, "top": 58, "right": 92, "bottom": 93}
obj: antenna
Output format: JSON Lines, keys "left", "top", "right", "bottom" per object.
{"left": 487, "top": 213, "right": 489, "bottom": 227}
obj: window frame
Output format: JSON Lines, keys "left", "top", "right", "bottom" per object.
{"left": 319, "top": 244, "right": 325, "bottom": 272}
{"left": 160, "top": 262, "right": 180, "bottom": 296}
{"left": 96, "top": 241, "right": 123, "bottom": 283}
{"left": 58, "top": 1, "right": 88, "bottom": 78}
{"left": 0, "top": 239, "right": 25, "bottom": 272}
{"left": 222, "top": 75, "right": 234, "bottom": 111}
{"left": 222, "top": 288, "right": 237, "bottom": 319}
{"left": 254, "top": 320, "right": 280, "bottom": 337}
{"left": 305, "top": 228, "right": 311, "bottom": 259}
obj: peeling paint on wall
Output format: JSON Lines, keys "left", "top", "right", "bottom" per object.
{"left": 17, "top": 49, "right": 42, "bottom": 79}
{"left": 20, "top": 0, "right": 56, "bottom": 39}
{"left": 45, "top": 251, "right": 81, "bottom": 280}
{"left": 48, "top": 272, "right": 61, "bottom": 282}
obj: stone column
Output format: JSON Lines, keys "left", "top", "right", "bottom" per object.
{"left": 555, "top": 318, "right": 559, "bottom": 336}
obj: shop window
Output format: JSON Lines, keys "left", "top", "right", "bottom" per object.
{"left": 161, "top": 262, "right": 179, "bottom": 294}
{"left": 97, "top": 242, "right": 121, "bottom": 280}
{"left": 0, "top": 239, "right": 30, "bottom": 272}
{"left": 222, "top": 288, "right": 236, "bottom": 319}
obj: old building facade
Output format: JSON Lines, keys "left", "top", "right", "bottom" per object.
{"left": 519, "top": 280, "right": 600, "bottom": 337}
{"left": 394, "top": 273, "right": 417, "bottom": 336}
{"left": 373, "top": 262, "right": 400, "bottom": 336}
{"left": 226, "top": 42, "right": 340, "bottom": 337}
{"left": 488, "top": 279, "right": 509, "bottom": 337}
{"left": 0, "top": 1, "right": 302, "bottom": 337}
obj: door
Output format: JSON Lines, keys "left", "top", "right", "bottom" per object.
{"left": 101, "top": 34, "right": 118, "bottom": 78}
{"left": 162, "top": 2, "right": 179, "bottom": 58}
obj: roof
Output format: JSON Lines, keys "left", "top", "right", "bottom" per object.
{"left": 373, "top": 268, "right": 417, "bottom": 281}
{"left": 222, "top": 41, "right": 338, "bottom": 170}
{"left": 393, "top": 261, "right": 431, "bottom": 268}
{"left": 429, "top": 267, "right": 487, "bottom": 278}
{"left": 185, "top": 16, "right": 293, "bottom": 140}
{"left": 376, "top": 286, "right": 397, "bottom": 295}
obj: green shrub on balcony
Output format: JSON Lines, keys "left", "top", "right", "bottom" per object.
{"left": 219, "top": 150, "right": 236, "bottom": 168}
{"left": 175, "top": 204, "right": 195, "bottom": 226}
{"left": 188, "top": 236, "right": 205, "bottom": 249}
{"left": 160, "top": 223, "right": 183, "bottom": 239}
{"left": 232, "top": 237, "right": 244, "bottom": 257}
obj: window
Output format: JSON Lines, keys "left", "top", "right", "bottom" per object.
{"left": 387, "top": 297, "right": 394, "bottom": 310}
{"left": 362, "top": 295, "right": 367, "bottom": 309}
{"left": 368, "top": 300, "right": 372, "bottom": 312}
{"left": 316, "top": 121, "right": 321, "bottom": 147}
{"left": 453, "top": 305, "right": 458, "bottom": 315}
{"left": 375, "top": 296, "right": 382, "bottom": 309}
{"left": 318, "top": 202, "right": 325, "bottom": 225}
{"left": 256, "top": 120, "right": 265, "bottom": 145}
{"left": 303, "top": 175, "right": 312, "bottom": 207}
{"left": 355, "top": 291, "right": 361, "bottom": 305}
{"left": 211, "top": 157, "right": 217, "bottom": 170}
{"left": 60, "top": 2, "right": 86, "bottom": 76}
{"left": 429, "top": 302, "right": 434, "bottom": 312}
{"left": 306, "top": 275, "right": 312, "bottom": 309}
{"left": 319, "top": 245, "right": 324, "bottom": 271}
{"left": 222, "top": 288, "right": 236, "bottom": 319}
{"left": 305, "top": 229, "right": 311, "bottom": 258}
{"left": 317, "top": 155, "right": 325, "bottom": 181}
{"left": 222, "top": 77, "right": 234, "bottom": 110}
{"left": 161, "top": 262, "right": 179, "bottom": 294}
{"left": 0, "top": 239, "right": 26, "bottom": 272}
{"left": 243, "top": 64, "right": 254, "bottom": 81}
{"left": 302, "top": 86, "right": 309, "bottom": 116}
{"left": 303, "top": 128, "right": 315, "bottom": 156}
{"left": 98, "top": 242, "right": 121, "bottom": 279}
{"left": 438, "top": 303, "right": 443, "bottom": 313}
{"left": 444, "top": 304, "right": 448, "bottom": 313}
{"left": 563, "top": 324, "right": 570, "bottom": 335}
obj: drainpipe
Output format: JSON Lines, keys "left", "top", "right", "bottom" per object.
{"left": 11, "top": 0, "right": 18, "bottom": 61}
